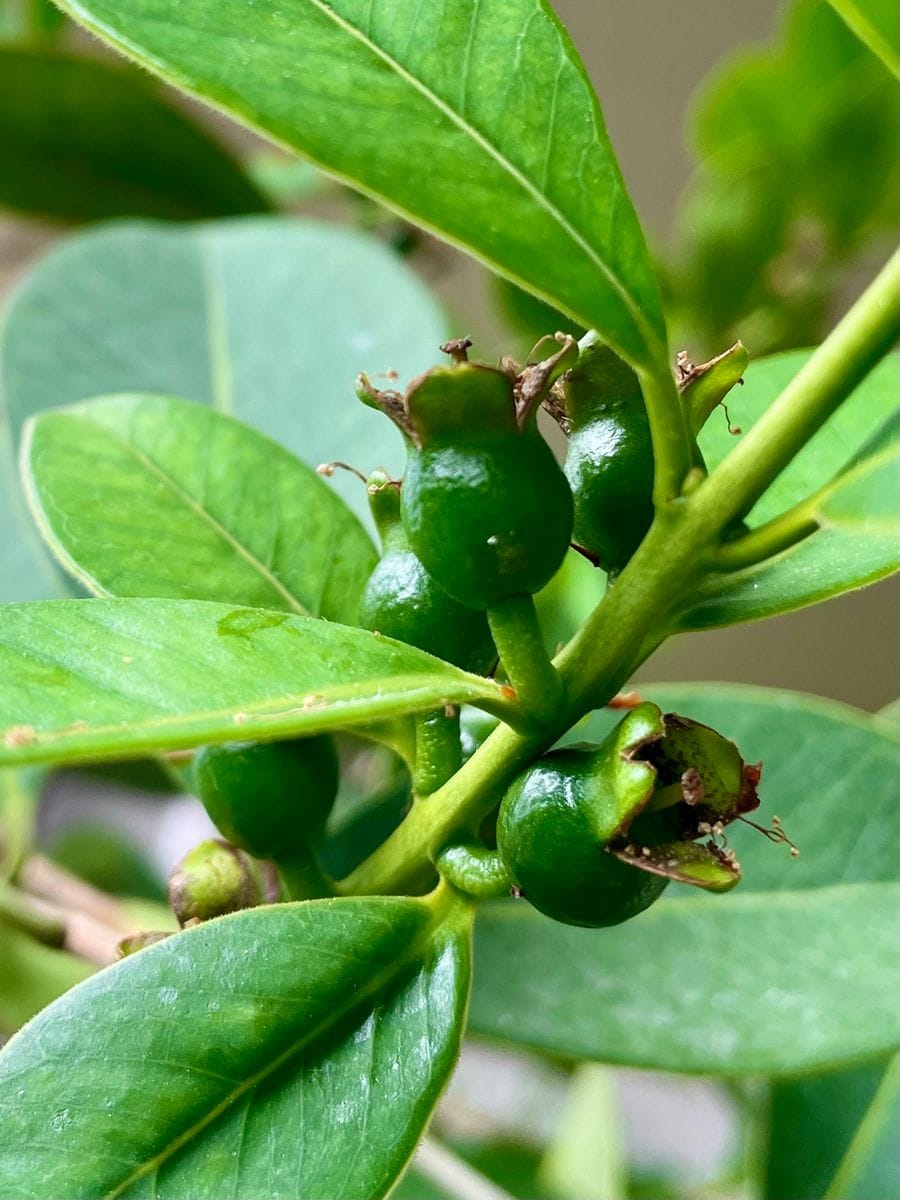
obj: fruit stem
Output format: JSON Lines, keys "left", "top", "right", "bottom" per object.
{"left": 414, "top": 709, "right": 462, "bottom": 796}
{"left": 487, "top": 594, "right": 563, "bottom": 725}
{"left": 277, "top": 853, "right": 333, "bottom": 901}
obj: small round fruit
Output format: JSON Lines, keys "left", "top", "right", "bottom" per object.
{"left": 193, "top": 736, "right": 339, "bottom": 860}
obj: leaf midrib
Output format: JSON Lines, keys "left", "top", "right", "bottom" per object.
{"left": 104, "top": 906, "right": 440, "bottom": 1198}
{"left": 34, "top": 413, "right": 311, "bottom": 616}
{"left": 304, "top": 0, "right": 653, "bottom": 352}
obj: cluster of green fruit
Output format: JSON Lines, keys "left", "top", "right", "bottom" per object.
{"left": 147, "top": 336, "right": 757, "bottom": 941}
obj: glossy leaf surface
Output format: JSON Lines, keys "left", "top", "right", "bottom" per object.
{"left": 54, "top": 0, "right": 666, "bottom": 369}
{"left": 23, "top": 394, "right": 376, "bottom": 621}
{"left": 0, "top": 47, "right": 268, "bottom": 223}
{"left": 0, "top": 896, "right": 472, "bottom": 1198}
{"left": 0, "top": 218, "right": 446, "bottom": 527}
{"left": 682, "top": 352, "right": 899, "bottom": 628}
{"left": 0, "top": 599, "right": 511, "bottom": 768}
{"left": 471, "top": 685, "right": 900, "bottom": 1073}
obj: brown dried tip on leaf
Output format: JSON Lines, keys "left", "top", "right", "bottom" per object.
{"left": 675, "top": 342, "right": 745, "bottom": 390}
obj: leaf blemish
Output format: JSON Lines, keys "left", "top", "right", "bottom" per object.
{"left": 217, "top": 610, "right": 290, "bottom": 639}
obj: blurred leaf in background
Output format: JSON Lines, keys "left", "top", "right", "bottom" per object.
{"left": 0, "top": 48, "right": 269, "bottom": 223}
{"left": 666, "top": 0, "right": 899, "bottom": 356}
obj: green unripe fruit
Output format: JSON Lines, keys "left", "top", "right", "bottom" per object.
{"left": 193, "top": 736, "right": 339, "bottom": 860}
{"left": 403, "top": 429, "right": 573, "bottom": 610}
{"left": 497, "top": 754, "right": 668, "bottom": 928}
{"left": 359, "top": 344, "right": 575, "bottom": 612}
{"left": 496, "top": 703, "right": 755, "bottom": 928}
{"left": 562, "top": 342, "right": 654, "bottom": 575}
{"left": 360, "top": 471, "right": 495, "bottom": 672}
{"left": 167, "top": 839, "right": 278, "bottom": 926}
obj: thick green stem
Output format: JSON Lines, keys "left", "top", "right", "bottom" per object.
{"left": 699, "top": 250, "right": 900, "bottom": 528}
{"left": 414, "top": 709, "right": 462, "bottom": 795}
{"left": 487, "top": 594, "right": 562, "bottom": 724}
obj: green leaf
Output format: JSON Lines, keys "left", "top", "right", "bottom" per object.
{"left": 700, "top": 351, "right": 899, "bottom": 522}
{"left": 0, "top": 47, "right": 269, "bottom": 223}
{"left": 827, "top": 0, "right": 900, "bottom": 77}
{"left": 682, "top": 353, "right": 900, "bottom": 628}
{"left": 0, "top": 599, "right": 512, "bottom": 768}
{"left": 0, "top": 923, "right": 93, "bottom": 1037}
{"left": 0, "top": 218, "right": 446, "bottom": 528}
{"left": 814, "top": 445, "right": 900, "bottom": 535}
{"left": 764, "top": 1056, "right": 899, "bottom": 1200}
{"left": 0, "top": 895, "right": 472, "bottom": 1198}
{"left": 47, "top": 824, "right": 166, "bottom": 902}
{"left": 22, "top": 394, "right": 376, "bottom": 622}
{"left": 836, "top": 1059, "right": 900, "bottom": 1199}
{"left": 0, "top": 430, "right": 64, "bottom": 602}
{"left": 53, "top": 0, "right": 665, "bottom": 370}
{"left": 470, "top": 684, "right": 900, "bottom": 1074}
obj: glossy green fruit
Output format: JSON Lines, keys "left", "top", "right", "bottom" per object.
{"left": 359, "top": 470, "right": 496, "bottom": 672}
{"left": 359, "top": 345, "right": 575, "bottom": 612}
{"left": 497, "top": 752, "right": 668, "bottom": 928}
{"left": 193, "top": 736, "right": 339, "bottom": 860}
{"left": 496, "top": 702, "right": 752, "bottom": 927}
{"left": 562, "top": 341, "right": 655, "bottom": 575}
{"left": 401, "top": 363, "right": 573, "bottom": 610}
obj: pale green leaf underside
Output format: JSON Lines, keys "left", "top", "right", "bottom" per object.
{"left": 472, "top": 881, "right": 898, "bottom": 1074}
{"left": 684, "top": 352, "right": 899, "bottom": 628}
{"left": 55, "top": 0, "right": 665, "bottom": 369}
{"left": 0, "top": 898, "right": 471, "bottom": 1199}
{"left": 22, "top": 394, "right": 376, "bottom": 623}
{"left": 681, "top": 523, "right": 898, "bottom": 629}
{"left": 471, "top": 684, "right": 899, "bottom": 1073}
{"left": 0, "top": 218, "right": 446, "bottom": 535}
{"left": 0, "top": 599, "right": 511, "bottom": 767}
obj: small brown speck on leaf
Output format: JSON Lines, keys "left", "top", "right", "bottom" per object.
{"left": 3, "top": 725, "right": 36, "bottom": 748}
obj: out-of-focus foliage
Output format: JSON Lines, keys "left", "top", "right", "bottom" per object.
{"left": 666, "top": 0, "right": 899, "bottom": 356}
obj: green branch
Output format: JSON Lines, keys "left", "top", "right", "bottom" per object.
{"left": 340, "top": 250, "right": 900, "bottom": 898}
{"left": 698, "top": 250, "right": 900, "bottom": 529}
